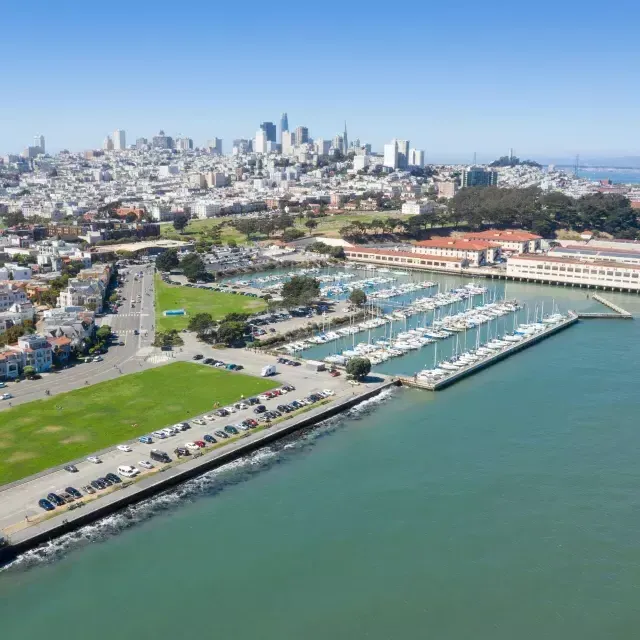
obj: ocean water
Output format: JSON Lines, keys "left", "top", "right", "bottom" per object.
{"left": 577, "top": 169, "right": 640, "bottom": 184}
{"left": 1, "top": 285, "right": 640, "bottom": 639}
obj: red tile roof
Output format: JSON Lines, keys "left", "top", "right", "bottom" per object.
{"left": 461, "top": 229, "right": 541, "bottom": 242}
{"left": 415, "top": 238, "right": 500, "bottom": 250}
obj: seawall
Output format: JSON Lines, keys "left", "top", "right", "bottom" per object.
{"left": 0, "top": 380, "right": 397, "bottom": 564}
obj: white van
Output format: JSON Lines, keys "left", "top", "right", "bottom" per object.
{"left": 117, "top": 465, "right": 139, "bottom": 478}
{"left": 261, "top": 364, "right": 276, "bottom": 377}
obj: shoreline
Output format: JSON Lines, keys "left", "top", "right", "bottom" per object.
{"left": 0, "top": 380, "right": 396, "bottom": 564}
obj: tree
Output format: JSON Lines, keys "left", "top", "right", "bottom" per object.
{"left": 282, "top": 228, "right": 305, "bottom": 242}
{"left": 173, "top": 214, "right": 189, "bottom": 233}
{"left": 188, "top": 313, "right": 216, "bottom": 339}
{"left": 4, "top": 211, "right": 26, "bottom": 227}
{"left": 227, "top": 238, "right": 237, "bottom": 248}
{"left": 96, "top": 324, "right": 111, "bottom": 341}
{"left": 23, "top": 365, "right": 36, "bottom": 379}
{"left": 85, "top": 301, "right": 98, "bottom": 311}
{"left": 155, "top": 249, "right": 179, "bottom": 272}
{"left": 304, "top": 219, "right": 318, "bottom": 234}
{"left": 281, "top": 275, "right": 320, "bottom": 308}
{"left": 346, "top": 357, "right": 371, "bottom": 380}
{"left": 348, "top": 289, "right": 367, "bottom": 307}
{"left": 217, "top": 320, "right": 246, "bottom": 346}
{"left": 180, "top": 253, "right": 207, "bottom": 282}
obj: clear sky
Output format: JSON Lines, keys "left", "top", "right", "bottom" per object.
{"left": 2, "top": 0, "right": 640, "bottom": 162}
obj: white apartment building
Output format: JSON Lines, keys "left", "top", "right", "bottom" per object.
{"left": 255, "top": 130, "right": 268, "bottom": 154}
{"left": 353, "top": 155, "right": 370, "bottom": 172}
{"left": 409, "top": 149, "right": 425, "bottom": 167}
{"left": 193, "top": 201, "right": 222, "bottom": 218}
{"left": 507, "top": 254, "right": 640, "bottom": 291}
{"left": 0, "top": 284, "right": 29, "bottom": 311}
{"left": 0, "top": 263, "right": 32, "bottom": 280}
{"left": 401, "top": 201, "right": 432, "bottom": 215}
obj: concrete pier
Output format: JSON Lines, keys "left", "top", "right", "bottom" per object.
{"left": 397, "top": 312, "right": 579, "bottom": 391}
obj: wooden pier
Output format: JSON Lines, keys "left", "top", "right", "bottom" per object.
{"left": 397, "top": 312, "right": 579, "bottom": 391}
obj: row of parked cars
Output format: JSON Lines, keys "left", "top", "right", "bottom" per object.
{"left": 43, "top": 385, "right": 337, "bottom": 512}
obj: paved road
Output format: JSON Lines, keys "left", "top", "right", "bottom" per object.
{"left": 0, "top": 264, "right": 158, "bottom": 410}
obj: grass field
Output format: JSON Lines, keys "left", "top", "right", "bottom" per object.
{"left": 155, "top": 275, "right": 266, "bottom": 331}
{"left": 160, "top": 212, "right": 415, "bottom": 244}
{"left": 0, "top": 362, "right": 277, "bottom": 486}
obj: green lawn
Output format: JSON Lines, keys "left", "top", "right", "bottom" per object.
{"left": 0, "top": 362, "right": 277, "bottom": 485}
{"left": 155, "top": 275, "right": 266, "bottom": 330}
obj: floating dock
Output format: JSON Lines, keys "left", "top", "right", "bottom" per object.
{"left": 397, "top": 312, "right": 579, "bottom": 391}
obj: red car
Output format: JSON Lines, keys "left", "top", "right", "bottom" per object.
{"left": 247, "top": 419, "right": 258, "bottom": 427}
{"left": 265, "top": 391, "right": 276, "bottom": 398}
{"left": 329, "top": 370, "right": 341, "bottom": 377}
{"left": 272, "top": 389, "right": 282, "bottom": 396}
{"left": 193, "top": 440, "right": 206, "bottom": 448}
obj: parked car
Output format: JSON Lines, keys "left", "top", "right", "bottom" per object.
{"left": 139, "top": 436, "right": 153, "bottom": 444}
{"left": 203, "top": 414, "right": 216, "bottom": 421}
{"left": 97, "top": 476, "right": 112, "bottom": 487}
{"left": 224, "top": 425, "right": 239, "bottom": 435}
{"left": 138, "top": 460, "right": 154, "bottom": 470}
{"left": 151, "top": 431, "right": 167, "bottom": 439}
{"left": 214, "top": 430, "right": 229, "bottom": 439}
{"left": 65, "top": 486, "right": 82, "bottom": 499}
{"left": 214, "top": 409, "right": 229, "bottom": 417}
{"left": 193, "top": 418, "right": 206, "bottom": 426}
{"left": 117, "top": 465, "right": 139, "bottom": 478}
{"left": 193, "top": 440, "right": 206, "bottom": 448}
{"left": 106, "top": 473, "right": 121, "bottom": 484}
{"left": 1, "top": 393, "right": 13, "bottom": 400}
{"left": 174, "top": 447, "right": 190, "bottom": 457}
{"left": 185, "top": 442, "right": 200, "bottom": 451}
{"left": 254, "top": 405, "right": 267, "bottom": 414}
{"left": 247, "top": 397, "right": 260, "bottom": 405}
{"left": 192, "top": 354, "right": 204, "bottom": 360}
{"left": 203, "top": 434, "right": 217, "bottom": 444}
{"left": 117, "top": 444, "right": 132, "bottom": 452}
{"left": 47, "top": 493, "right": 65, "bottom": 507}
{"left": 329, "top": 370, "right": 341, "bottom": 377}
{"left": 39, "top": 498, "right": 55, "bottom": 511}
{"left": 150, "top": 449, "right": 171, "bottom": 463}
{"left": 64, "top": 464, "right": 79, "bottom": 473}
{"left": 90, "top": 480, "right": 105, "bottom": 490}
{"left": 82, "top": 485, "right": 96, "bottom": 495}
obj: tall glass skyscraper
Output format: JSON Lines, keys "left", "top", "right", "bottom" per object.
{"left": 260, "top": 122, "right": 276, "bottom": 143}
{"left": 280, "top": 113, "right": 288, "bottom": 143}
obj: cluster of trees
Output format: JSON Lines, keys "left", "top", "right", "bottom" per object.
{"left": 306, "top": 242, "right": 345, "bottom": 259}
{"left": 231, "top": 212, "right": 296, "bottom": 240}
{"left": 152, "top": 329, "right": 184, "bottom": 348}
{"left": 281, "top": 276, "right": 320, "bottom": 308}
{"left": 348, "top": 289, "right": 367, "bottom": 307}
{"left": 92, "top": 324, "right": 112, "bottom": 354}
{"left": 346, "top": 356, "right": 371, "bottom": 380}
{"left": 0, "top": 319, "right": 35, "bottom": 347}
{"left": 339, "top": 214, "right": 437, "bottom": 241}
{"left": 187, "top": 312, "right": 250, "bottom": 346}
{"left": 448, "top": 187, "right": 640, "bottom": 238}
{"left": 157, "top": 250, "right": 209, "bottom": 281}
{"left": 489, "top": 155, "right": 542, "bottom": 168}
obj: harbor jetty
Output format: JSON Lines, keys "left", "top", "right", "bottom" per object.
{"left": 398, "top": 312, "right": 579, "bottom": 391}
{"left": 577, "top": 294, "right": 633, "bottom": 320}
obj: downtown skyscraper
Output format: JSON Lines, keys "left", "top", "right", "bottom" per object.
{"left": 280, "top": 113, "right": 288, "bottom": 143}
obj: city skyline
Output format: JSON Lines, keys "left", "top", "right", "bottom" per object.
{"left": 3, "top": 0, "right": 640, "bottom": 159}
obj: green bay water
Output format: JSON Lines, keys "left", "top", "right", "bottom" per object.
{"left": 2, "top": 286, "right": 640, "bottom": 639}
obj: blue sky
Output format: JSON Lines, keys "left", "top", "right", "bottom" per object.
{"left": 2, "top": 0, "right": 640, "bottom": 162}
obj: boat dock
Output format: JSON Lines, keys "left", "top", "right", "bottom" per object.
{"left": 576, "top": 294, "right": 633, "bottom": 320}
{"left": 397, "top": 312, "right": 579, "bottom": 391}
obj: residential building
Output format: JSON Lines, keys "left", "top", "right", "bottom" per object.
{"left": 437, "top": 181, "right": 457, "bottom": 199}
{"left": 113, "top": 129, "right": 126, "bottom": 150}
{"left": 175, "top": 137, "right": 194, "bottom": 151}
{"left": 282, "top": 131, "right": 295, "bottom": 155}
{"left": 353, "top": 155, "right": 370, "bottom": 172}
{"left": 206, "top": 138, "right": 223, "bottom": 154}
{"left": 193, "top": 201, "right": 222, "bottom": 218}
{"left": 461, "top": 167, "right": 498, "bottom": 188}
{"left": 0, "top": 284, "right": 29, "bottom": 310}
{"left": 461, "top": 230, "right": 541, "bottom": 253}
{"left": 315, "top": 139, "right": 330, "bottom": 156}
{"left": 0, "top": 263, "right": 32, "bottom": 280}
{"left": 332, "top": 135, "right": 343, "bottom": 151}
{"left": 0, "top": 351, "right": 22, "bottom": 379}
{"left": 401, "top": 201, "right": 432, "bottom": 215}
{"left": 412, "top": 238, "right": 501, "bottom": 266}
{"left": 13, "top": 334, "right": 53, "bottom": 373}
